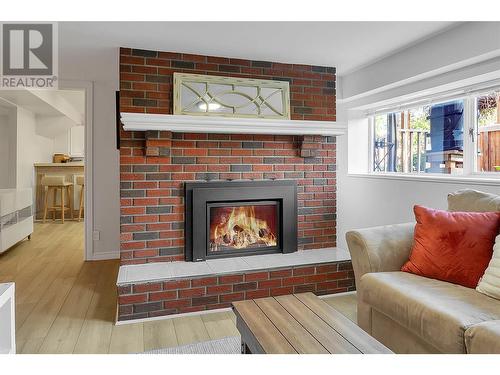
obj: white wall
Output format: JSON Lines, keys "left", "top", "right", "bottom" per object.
{"left": 336, "top": 22, "right": 500, "bottom": 251}
{"left": 69, "top": 126, "right": 85, "bottom": 157}
{"left": 35, "top": 115, "right": 77, "bottom": 139}
{"left": 53, "top": 130, "right": 70, "bottom": 155}
{"left": 16, "top": 108, "right": 54, "bottom": 190}
{"left": 0, "top": 115, "right": 8, "bottom": 188}
{"left": 0, "top": 110, "right": 17, "bottom": 189}
{"left": 59, "top": 25, "right": 120, "bottom": 260}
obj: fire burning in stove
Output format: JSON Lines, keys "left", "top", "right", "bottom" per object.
{"left": 209, "top": 204, "right": 277, "bottom": 252}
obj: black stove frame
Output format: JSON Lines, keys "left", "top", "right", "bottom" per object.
{"left": 185, "top": 180, "right": 297, "bottom": 262}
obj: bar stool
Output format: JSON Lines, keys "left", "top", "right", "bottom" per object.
{"left": 41, "top": 175, "right": 74, "bottom": 223}
{"left": 76, "top": 175, "right": 84, "bottom": 222}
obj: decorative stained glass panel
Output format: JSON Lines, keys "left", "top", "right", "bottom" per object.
{"left": 173, "top": 73, "right": 290, "bottom": 119}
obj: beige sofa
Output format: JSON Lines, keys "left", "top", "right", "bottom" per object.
{"left": 346, "top": 189, "right": 500, "bottom": 354}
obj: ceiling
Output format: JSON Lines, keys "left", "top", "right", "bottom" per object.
{"left": 60, "top": 21, "right": 459, "bottom": 76}
{"left": 0, "top": 89, "right": 85, "bottom": 139}
{"left": 0, "top": 90, "right": 84, "bottom": 120}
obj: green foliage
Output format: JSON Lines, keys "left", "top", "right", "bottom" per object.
{"left": 374, "top": 114, "right": 387, "bottom": 139}
{"left": 478, "top": 106, "right": 496, "bottom": 127}
{"left": 410, "top": 106, "right": 430, "bottom": 131}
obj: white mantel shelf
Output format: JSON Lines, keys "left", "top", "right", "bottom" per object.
{"left": 121, "top": 113, "right": 346, "bottom": 136}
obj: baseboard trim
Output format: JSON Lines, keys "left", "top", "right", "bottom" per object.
{"left": 88, "top": 251, "right": 120, "bottom": 261}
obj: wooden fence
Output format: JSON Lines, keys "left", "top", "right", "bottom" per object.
{"left": 478, "top": 125, "right": 500, "bottom": 172}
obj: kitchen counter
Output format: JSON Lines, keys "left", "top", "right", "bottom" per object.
{"left": 34, "top": 163, "right": 85, "bottom": 220}
{"left": 34, "top": 162, "right": 84, "bottom": 167}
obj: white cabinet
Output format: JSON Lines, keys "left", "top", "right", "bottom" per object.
{"left": 0, "top": 188, "right": 33, "bottom": 253}
{"left": 0, "top": 283, "right": 15, "bottom": 354}
{"left": 53, "top": 126, "right": 85, "bottom": 157}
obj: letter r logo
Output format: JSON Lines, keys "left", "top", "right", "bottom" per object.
{"left": 2, "top": 24, "right": 53, "bottom": 75}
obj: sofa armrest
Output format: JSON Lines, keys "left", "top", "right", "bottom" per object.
{"left": 346, "top": 222, "right": 415, "bottom": 287}
{"left": 465, "top": 321, "right": 500, "bottom": 354}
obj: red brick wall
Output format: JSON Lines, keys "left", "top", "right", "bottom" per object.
{"left": 120, "top": 48, "right": 336, "bottom": 119}
{"left": 119, "top": 48, "right": 337, "bottom": 265}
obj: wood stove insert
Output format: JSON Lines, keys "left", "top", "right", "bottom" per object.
{"left": 185, "top": 180, "right": 297, "bottom": 262}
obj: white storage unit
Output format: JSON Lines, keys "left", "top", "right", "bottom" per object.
{"left": 0, "top": 188, "right": 33, "bottom": 253}
{"left": 0, "top": 283, "right": 15, "bottom": 354}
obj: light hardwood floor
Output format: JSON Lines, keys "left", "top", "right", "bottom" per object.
{"left": 0, "top": 222, "right": 356, "bottom": 354}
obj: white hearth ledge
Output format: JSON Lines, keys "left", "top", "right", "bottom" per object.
{"left": 121, "top": 113, "right": 346, "bottom": 136}
{"left": 117, "top": 247, "right": 350, "bottom": 285}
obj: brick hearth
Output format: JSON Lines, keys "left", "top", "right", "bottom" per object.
{"left": 117, "top": 258, "right": 354, "bottom": 321}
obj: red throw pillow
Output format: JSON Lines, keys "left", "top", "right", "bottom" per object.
{"left": 401, "top": 205, "right": 500, "bottom": 288}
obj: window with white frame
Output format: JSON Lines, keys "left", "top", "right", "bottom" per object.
{"left": 370, "top": 89, "right": 500, "bottom": 176}
{"left": 476, "top": 91, "right": 500, "bottom": 173}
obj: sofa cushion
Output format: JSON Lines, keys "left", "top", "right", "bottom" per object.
{"left": 477, "top": 234, "right": 500, "bottom": 300}
{"left": 401, "top": 205, "right": 500, "bottom": 288}
{"left": 448, "top": 189, "right": 500, "bottom": 212}
{"left": 465, "top": 320, "right": 500, "bottom": 354}
{"left": 360, "top": 271, "right": 500, "bottom": 353}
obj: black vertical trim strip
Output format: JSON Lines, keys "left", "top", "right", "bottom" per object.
{"left": 116, "top": 91, "right": 121, "bottom": 149}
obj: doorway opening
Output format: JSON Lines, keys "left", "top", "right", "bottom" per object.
{"left": 0, "top": 87, "right": 89, "bottom": 260}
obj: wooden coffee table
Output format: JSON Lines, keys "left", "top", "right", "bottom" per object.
{"left": 232, "top": 292, "right": 392, "bottom": 354}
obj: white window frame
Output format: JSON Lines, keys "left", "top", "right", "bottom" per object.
{"left": 367, "top": 88, "right": 500, "bottom": 180}
{"left": 471, "top": 89, "right": 500, "bottom": 178}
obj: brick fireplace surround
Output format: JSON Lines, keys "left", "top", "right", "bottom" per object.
{"left": 117, "top": 48, "right": 355, "bottom": 321}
